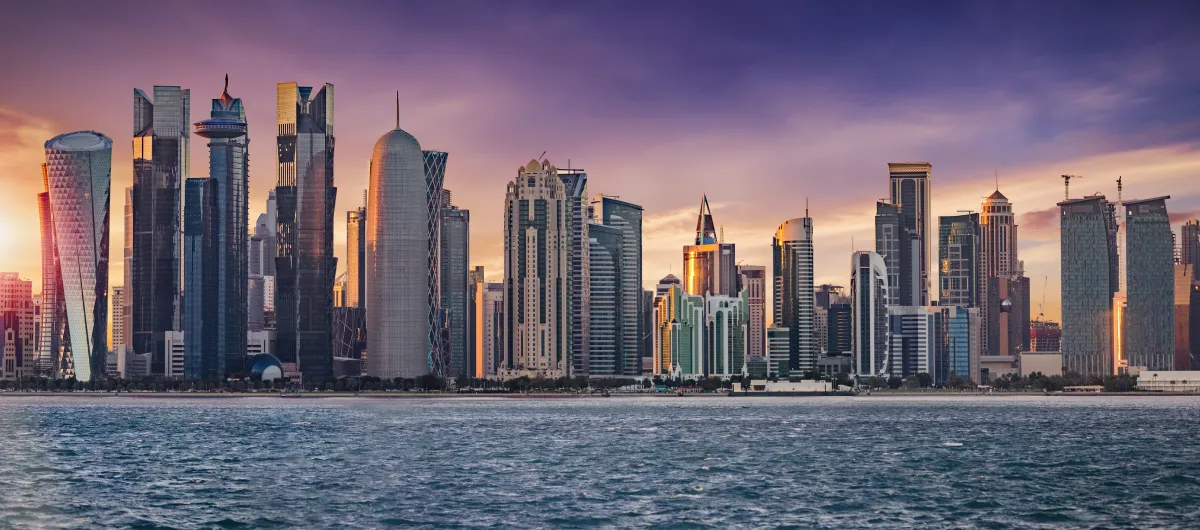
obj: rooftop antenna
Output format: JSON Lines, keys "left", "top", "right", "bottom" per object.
{"left": 224, "top": 74, "right": 229, "bottom": 94}
{"left": 805, "top": 197, "right": 810, "bottom": 218}
{"left": 537, "top": 150, "right": 547, "bottom": 162}
{"left": 395, "top": 91, "right": 399, "bottom": 128}
{"left": 994, "top": 169, "right": 999, "bottom": 191}
{"left": 720, "top": 226, "right": 725, "bottom": 244}
{"left": 1117, "top": 176, "right": 1123, "bottom": 204}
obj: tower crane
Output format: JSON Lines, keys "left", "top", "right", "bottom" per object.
{"left": 1035, "top": 276, "right": 1047, "bottom": 322}
{"left": 1061, "top": 174, "right": 1083, "bottom": 201}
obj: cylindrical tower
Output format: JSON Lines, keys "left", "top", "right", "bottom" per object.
{"left": 366, "top": 123, "right": 429, "bottom": 379}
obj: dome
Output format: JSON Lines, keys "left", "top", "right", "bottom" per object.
{"left": 525, "top": 159, "right": 541, "bottom": 172}
{"left": 659, "top": 274, "right": 681, "bottom": 284}
{"left": 248, "top": 354, "right": 284, "bottom": 382}
{"left": 45, "top": 130, "right": 112, "bottom": 151}
{"left": 1000, "top": 298, "right": 1013, "bottom": 313}
{"left": 374, "top": 127, "right": 421, "bottom": 154}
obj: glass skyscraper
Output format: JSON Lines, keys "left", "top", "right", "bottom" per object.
{"left": 773, "top": 217, "right": 816, "bottom": 373}
{"left": 558, "top": 167, "right": 588, "bottom": 377}
{"left": 184, "top": 77, "right": 249, "bottom": 378}
{"left": 424, "top": 151, "right": 449, "bottom": 377}
{"left": 875, "top": 201, "right": 919, "bottom": 307}
{"left": 38, "top": 164, "right": 68, "bottom": 377}
{"left": 1123, "top": 197, "right": 1175, "bottom": 370}
{"left": 131, "top": 86, "right": 190, "bottom": 375}
{"left": 888, "top": 162, "right": 932, "bottom": 305}
{"left": 683, "top": 195, "right": 737, "bottom": 297}
{"left": 588, "top": 222, "right": 622, "bottom": 376}
{"left": 44, "top": 131, "right": 113, "bottom": 382}
{"left": 593, "top": 196, "right": 644, "bottom": 375}
{"left": 441, "top": 196, "right": 470, "bottom": 378}
{"left": 1059, "top": 195, "right": 1119, "bottom": 377}
{"left": 851, "top": 251, "right": 888, "bottom": 377}
{"left": 275, "top": 82, "right": 336, "bottom": 383}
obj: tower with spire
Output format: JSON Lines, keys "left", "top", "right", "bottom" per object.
{"left": 682, "top": 194, "right": 737, "bottom": 296}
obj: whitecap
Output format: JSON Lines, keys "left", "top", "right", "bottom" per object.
{"left": 292, "top": 422, "right": 312, "bottom": 426}
{"left": 189, "top": 422, "right": 208, "bottom": 425}
{"left": 940, "top": 442, "right": 963, "bottom": 447}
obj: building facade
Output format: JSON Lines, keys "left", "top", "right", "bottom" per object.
{"left": 275, "top": 81, "right": 336, "bottom": 383}
{"left": 1182, "top": 220, "right": 1200, "bottom": 279}
{"left": 851, "top": 251, "right": 889, "bottom": 377}
{"left": 875, "top": 201, "right": 919, "bottom": 307}
{"left": 44, "top": 131, "right": 113, "bottom": 381}
{"left": 183, "top": 177, "right": 219, "bottom": 380}
{"left": 131, "top": 85, "right": 190, "bottom": 376}
{"left": 558, "top": 168, "right": 589, "bottom": 378}
{"left": 1059, "top": 195, "right": 1119, "bottom": 377}
{"left": 773, "top": 217, "right": 816, "bottom": 373}
{"left": 365, "top": 115, "right": 430, "bottom": 380}
{"left": 738, "top": 265, "right": 766, "bottom": 358}
{"left": 588, "top": 223, "right": 622, "bottom": 376}
{"left": 473, "top": 281, "right": 503, "bottom": 378}
{"left": 886, "top": 306, "right": 933, "bottom": 378}
{"left": 1123, "top": 197, "right": 1175, "bottom": 370}
{"left": 346, "top": 203, "right": 366, "bottom": 308}
{"left": 652, "top": 285, "right": 704, "bottom": 376}
{"left": 38, "top": 166, "right": 67, "bottom": 377}
{"left": 888, "top": 162, "right": 932, "bottom": 305}
{"left": 704, "top": 293, "right": 748, "bottom": 376}
{"left": 981, "top": 190, "right": 1018, "bottom": 278}
{"left": 502, "top": 159, "right": 572, "bottom": 379}
{"left": 593, "top": 195, "right": 644, "bottom": 376}
{"left": 441, "top": 197, "right": 470, "bottom": 378}
{"left": 0, "top": 273, "right": 35, "bottom": 379}
{"left": 766, "top": 326, "right": 791, "bottom": 376}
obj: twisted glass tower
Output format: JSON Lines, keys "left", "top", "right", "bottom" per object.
{"left": 44, "top": 131, "right": 112, "bottom": 382}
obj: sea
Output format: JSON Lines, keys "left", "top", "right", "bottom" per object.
{"left": 0, "top": 395, "right": 1198, "bottom": 528}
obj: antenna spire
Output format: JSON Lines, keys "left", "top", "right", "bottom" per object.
{"left": 994, "top": 169, "right": 999, "bottom": 191}
{"left": 805, "top": 197, "right": 810, "bottom": 218}
{"left": 224, "top": 74, "right": 229, "bottom": 94}
{"left": 395, "top": 91, "right": 400, "bottom": 129}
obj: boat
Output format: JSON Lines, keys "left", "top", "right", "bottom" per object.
{"left": 280, "top": 390, "right": 302, "bottom": 398}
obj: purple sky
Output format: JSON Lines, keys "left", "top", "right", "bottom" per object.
{"left": 3, "top": 1, "right": 1200, "bottom": 322}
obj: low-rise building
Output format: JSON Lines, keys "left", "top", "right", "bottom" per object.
{"left": 1019, "top": 351, "right": 1062, "bottom": 377}
{"left": 1135, "top": 370, "right": 1200, "bottom": 392}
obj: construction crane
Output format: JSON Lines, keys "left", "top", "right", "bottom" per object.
{"left": 1061, "top": 174, "right": 1083, "bottom": 201}
{"left": 1035, "top": 276, "right": 1048, "bottom": 322}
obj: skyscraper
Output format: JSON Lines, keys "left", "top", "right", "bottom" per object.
{"left": 44, "top": 130, "right": 112, "bottom": 382}
{"left": 1123, "top": 197, "right": 1175, "bottom": 370}
{"left": 886, "top": 306, "right": 933, "bottom": 378}
{"left": 275, "top": 81, "right": 336, "bottom": 383}
{"left": 183, "top": 177, "right": 219, "bottom": 380}
{"left": 473, "top": 282, "right": 504, "bottom": 379}
{"left": 131, "top": 85, "right": 189, "bottom": 376}
{"left": 588, "top": 223, "right": 622, "bottom": 376}
{"left": 773, "top": 217, "right": 816, "bottom": 373}
{"left": 441, "top": 195, "right": 470, "bottom": 378}
{"left": 738, "top": 265, "right": 766, "bottom": 358}
{"left": 121, "top": 186, "right": 133, "bottom": 351}
{"left": 558, "top": 167, "right": 589, "bottom": 377}
{"left": 1181, "top": 220, "right": 1200, "bottom": 280}
{"left": 424, "top": 150, "right": 450, "bottom": 377}
{"left": 37, "top": 165, "right": 67, "bottom": 377}
{"left": 1059, "top": 195, "right": 1119, "bottom": 377}
{"left": 938, "top": 213, "right": 982, "bottom": 308}
{"left": 851, "top": 251, "right": 888, "bottom": 377}
{"left": 346, "top": 202, "right": 366, "bottom": 309}
{"left": 704, "top": 293, "right": 748, "bottom": 376}
{"left": 888, "top": 162, "right": 932, "bottom": 305}
{"left": 652, "top": 284, "right": 705, "bottom": 376}
{"left": 110, "top": 285, "right": 124, "bottom": 350}
{"left": 1172, "top": 264, "right": 1199, "bottom": 370}
{"left": 593, "top": 195, "right": 644, "bottom": 375}
{"left": 981, "top": 190, "right": 1018, "bottom": 278}
{"left": 502, "top": 159, "right": 572, "bottom": 379}
{"left": 683, "top": 195, "right": 737, "bottom": 296}
{"left": 185, "top": 76, "right": 250, "bottom": 378}
{"left": 366, "top": 110, "right": 429, "bottom": 380}
{"left": 875, "top": 201, "right": 920, "bottom": 307}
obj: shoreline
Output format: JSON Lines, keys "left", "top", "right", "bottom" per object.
{"left": 2, "top": 391, "right": 1199, "bottom": 399}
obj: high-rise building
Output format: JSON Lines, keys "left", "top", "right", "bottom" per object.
{"left": 875, "top": 202, "right": 920, "bottom": 307}
{"left": 131, "top": 85, "right": 190, "bottom": 376}
{"left": 1182, "top": 220, "right": 1200, "bottom": 280}
{"left": 593, "top": 195, "right": 644, "bottom": 376}
{"left": 346, "top": 201, "right": 366, "bottom": 308}
{"left": 1173, "top": 264, "right": 1200, "bottom": 370}
{"left": 683, "top": 195, "right": 737, "bottom": 296}
{"left": 0, "top": 273, "right": 35, "bottom": 379}
{"left": 1123, "top": 197, "right": 1175, "bottom": 370}
{"left": 249, "top": 192, "right": 278, "bottom": 331}
{"left": 938, "top": 213, "right": 983, "bottom": 308}
{"left": 642, "top": 289, "right": 654, "bottom": 373}
{"left": 558, "top": 167, "right": 589, "bottom": 377}
{"left": 827, "top": 301, "right": 852, "bottom": 356}
{"left": 766, "top": 326, "right": 790, "bottom": 377}
{"left": 656, "top": 274, "right": 681, "bottom": 298}
{"left": 704, "top": 293, "right": 748, "bottom": 376}
{"left": 275, "top": 81, "right": 336, "bottom": 383}
{"left": 851, "top": 251, "right": 888, "bottom": 377}
{"left": 738, "top": 265, "right": 766, "bottom": 358}
{"left": 936, "top": 305, "right": 981, "bottom": 384}
{"left": 502, "top": 159, "right": 572, "bottom": 379}
{"left": 121, "top": 187, "right": 133, "bottom": 352}
{"left": 38, "top": 165, "right": 67, "bottom": 377}
{"left": 888, "top": 162, "right": 932, "bottom": 305}
{"left": 773, "top": 217, "right": 816, "bottom": 373}
{"left": 366, "top": 111, "right": 429, "bottom": 380}
{"left": 1059, "top": 195, "right": 1119, "bottom": 377}
{"left": 652, "top": 284, "right": 704, "bottom": 376}
{"left": 588, "top": 223, "right": 622, "bottom": 376}
{"left": 44, "top": 131, "right": 112, "bottom": 382}
{"left": 981, "top": 190, "right": 1018, "bottom": 278}
{"left": 111, "top": 285, "right": 124, "bottom": 352}
{"left": 424, "top": 151, "right": 450, "bottom": 377}
{"left": 441, "top": 196, "right": 470, "bottom": 378}
{"left": 987, "top": 275, "right": 1031, "bottom": 357}
{"left": 473, "top": 282, "right": 504, "bottom": 378}
{"left": 886, "top": 306, "right": 933, "bottom": 378}
{"left": 183, "top": 177, "right": 219, "bottom": 380}
{"left": 183, "top": 77, "right": 250, "bottom": 378}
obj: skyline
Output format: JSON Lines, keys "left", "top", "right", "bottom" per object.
{"left": 4, "top": 2, "right": 1200, "bottom": 322}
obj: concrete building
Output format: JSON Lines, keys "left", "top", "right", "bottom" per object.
{"left": 683, "top": 195, "right": 737, "bottom": 296}
{"left": 774, "top": 217, "right": 816, "bottom": 373}
{"left": 739, "top": 265, "right": 766, "bottom": 358}
{"left": 1135, "top": 371, "right": 1200, "bottom": 392}
{"left": 1031, "top": 320, "right": 1062, "bottom": 352}
{"left": 987, "top": 275, "right": 1031, "bottom": 357}
{"left": 704, "top": 293, "right": 748, "bottom": 376}
{"left": 851, "top": 251, "right": 889, "bottom": 377}
{"left": 652, "top": 285, "right": 705, "bottom": 376}
{"left": 346, "top": 202, "right": 366, "bottom": 309}
{"left": 981, "top": 190, "right": 1019, "bottom": 278}
{"left": 275, "top": 81, "right": 336, "bottom": 383}
{"left": 502, "top": 159, "right": 572, "bottom": 379}
{"left": 1123, "top": 197, "right": 1175, "bottom": 371}
{"left": 473, "top": 281, "right": 503, "bottom": 378}
{"left": 131, "top": 85, "right": 189, "bottom": 377}
{"left": 1019, "top": 351, "right": 1063, "bottom": 377}
{"left": 1, "top": 273, "right": 35, "bottom": 379}
{"left": 1059, "top": 195, "right": 1119, "bottom": 377}
{"left": 110, "top": 285, "right": 125, "bottom": 351}
{"left": 366, "top": 107, "right": 430, "bottom": 380}
{"left": 886, "top": 306, "right": 933, "bottom": 378}
{"left": 45, "top": 131, "right": 112, "bottom": 381}
{"left": 888, "top": 162, "right": 932, "bottom": 305}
